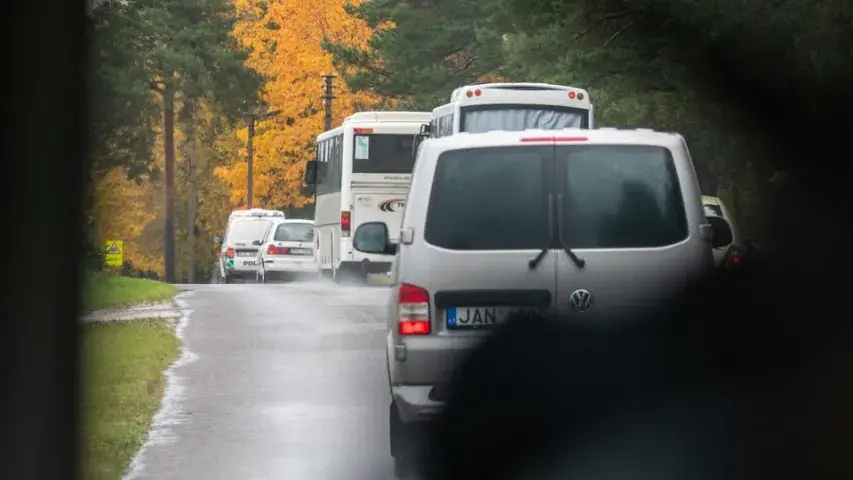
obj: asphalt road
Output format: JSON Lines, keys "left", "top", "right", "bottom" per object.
{"left": 125, "top": 278, "right": 396, "bottom": 480}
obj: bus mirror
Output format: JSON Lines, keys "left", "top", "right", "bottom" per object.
{"left": 304, "top": 160, "right": 318, "bottom": 185}
{"left": 419, "top": 123, "right": 431, "bottom": 136}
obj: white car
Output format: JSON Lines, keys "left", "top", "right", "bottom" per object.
{"left": 255, "top": 218, "right": 318, "bottom": 283}
{"left": 702, "top": 195, "right": 742, "bottom": 267}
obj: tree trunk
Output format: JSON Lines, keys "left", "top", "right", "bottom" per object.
{"left": 163, "top": 80, "right": 176, "bottom": 283}
{"left": 187, "top": 124, "right": 198, "bottom": 284}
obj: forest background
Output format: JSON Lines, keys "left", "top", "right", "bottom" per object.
{"left": 87, "top": 0, "right": 845, "bottom": 282}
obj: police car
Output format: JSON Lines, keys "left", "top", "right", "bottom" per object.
{"left": 255, "top": 218, "right": 318, "bottom": 283}
{"left": 215, "top": 209, "right": 285, "bottom": 283}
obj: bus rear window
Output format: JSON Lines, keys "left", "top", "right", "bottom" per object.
{"left": 461, "top": 104, "right": 589, "bottom": 133}
{"left": 352, "top": 134, "right": 416, "bottom": 174}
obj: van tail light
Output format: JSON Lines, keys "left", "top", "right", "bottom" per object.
{"left": 341, "top": 211, "right": 351, "bottom": 237}
{"left": 398, "top": 283, "right": 430, "bottom": 335}
{"left": 267, "top": 245, "right": 289, "bottom": 255}
{"left": 226, "top": 247, "right": 235, "bottom": 258}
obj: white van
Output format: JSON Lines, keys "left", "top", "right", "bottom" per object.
{"left": 352, "top": 127, "right": 734, "bottom": 477}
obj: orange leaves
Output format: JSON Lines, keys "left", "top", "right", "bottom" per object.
{"left": 92, "top": 167, "right": 164, "bottom": 274}
{"left": 216, "top": 0, "right": 382, "bottom": 208}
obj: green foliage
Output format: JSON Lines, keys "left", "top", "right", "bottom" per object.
{"left": 326, "top": 0, "right": 851, "bottom": 234}
{"left": 90, "top": 0, "right": 265, "bottom": 178}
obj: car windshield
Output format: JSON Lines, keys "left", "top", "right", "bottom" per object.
{"left": 424, "top": 146, "right": 550, "bottom": 250}
{"left": 557, "top": 145, "right": 688, "bottom": 249}
{"left": 227, "top": 219, "right": 273, "bottom": 243}
{"left": 273, "top": 223, "right": 314, "bottom": 242}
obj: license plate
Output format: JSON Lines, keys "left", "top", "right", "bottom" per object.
{"left": 446, "top": 306, "right": 540, "bottom": 329}
{"left": 242, "top": 260, "right": 257, "bottom": 266}
{"left": 289, "top": 248, "right": 312, "bottom": 255}
{"left": 236, "top": 251, "right": 255, "bottom": 257}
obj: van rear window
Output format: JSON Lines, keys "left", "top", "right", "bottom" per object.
{"left": 424, "top": 146, "right": 551, "bottom": 250}
{"left": 557, "top": 145, "right": 688, "bottom": 248}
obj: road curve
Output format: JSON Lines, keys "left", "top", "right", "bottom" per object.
{"left": 124, "top": 279, "right": 396, "bottom": 480}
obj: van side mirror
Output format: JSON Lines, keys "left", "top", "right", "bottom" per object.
{"left": 304, "top": 160, "right": 318, "bottom": 185}
{"left": 707, "top": 216, "right": 734, "bottom": 249}
{"left": 353, "top": 222, "right": 397, "bottom": 255}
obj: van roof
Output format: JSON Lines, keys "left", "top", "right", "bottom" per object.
{"left": 422, "top": 127, "right": 686, "bottom": 151}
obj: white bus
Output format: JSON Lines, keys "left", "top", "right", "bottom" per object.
{"left": 425, "top": 82, "right": 594, "bottom": 139}
{"left": 304, "top": 111, "right": 432, "bottom": 283}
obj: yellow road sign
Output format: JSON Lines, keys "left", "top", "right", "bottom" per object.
{"left": 104, "top": 240, "right": 124, "bottom": 267}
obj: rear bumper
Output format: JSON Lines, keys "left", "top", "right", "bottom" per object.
{"left": 340, "top": 260, "right": 392, "bottom": 275}
{"left": 263, "top": 257, "right": 318, "bottom": 273}
{"left": 391, "top": 385, "right": 445, "bottom": 422}
{"left": 223, "top": 268, "right": 256, "bottom": 278}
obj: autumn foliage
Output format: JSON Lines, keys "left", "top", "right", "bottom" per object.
{"left": 215, "top": 0, "right": 382, "bottom": 208}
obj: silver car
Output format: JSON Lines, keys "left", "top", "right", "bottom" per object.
{"left": 255, "top": 218, "right": 318, "bottom": 283}
{"left": 352, "top": 127, "right": 734, "bottom": 477}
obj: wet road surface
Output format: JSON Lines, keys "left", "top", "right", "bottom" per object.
{"left": 125, "top": 279, "right": 396, "bottom": 480}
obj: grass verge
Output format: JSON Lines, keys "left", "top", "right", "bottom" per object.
{"left": 83, "top": 273, "right": 180, "bottom": 311}
{"left": 79, "top": 319, "right": 182, "bottom": 480}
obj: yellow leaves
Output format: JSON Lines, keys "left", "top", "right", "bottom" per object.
{"left": 92, "top": 167, "right": 163, "bottom": 274}
{"left": 216, "top": 0, "right": 383, "bottom": 209}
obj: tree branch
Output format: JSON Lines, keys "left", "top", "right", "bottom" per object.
{"left": 571, "top": 10, "right": 643, "bottom": 41}
{"left": 601, "top": 19, "right": 635, "bottom": 47}
{"left": 452, "top": 55, "right": 479, "bottom": 75}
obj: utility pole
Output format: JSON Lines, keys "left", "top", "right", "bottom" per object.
{"left": 187, "top": 126, "right": 198, "bottom": 284}
{"left": 163, "top": 80, "right": 176, "bottom": 284}
{"left": 244, "top": 107, "right": 281, "bottom": 208}
{"left": 321, "top": 73, "right": 337, "bottom": 131}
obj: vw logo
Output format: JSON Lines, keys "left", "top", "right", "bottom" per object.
{"left": 568, "top": 289, "right": 594, "bottom": 313}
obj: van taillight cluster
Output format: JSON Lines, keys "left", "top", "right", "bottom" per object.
{"left": 398, "top": 283, "right": 430, "bottom": 335}
{"left": 226, "top": 247, "right": 235, "bottom": 258}
{"left": 267, "top": 245, "right": 289, "bottom": 255}
{"left": 341, "top": 211, "right": 351, "bottom": 237}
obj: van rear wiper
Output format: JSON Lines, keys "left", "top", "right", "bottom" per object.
{"left": 529, "top": 194, "right": 554, "bottom": 270}
{"left": 556, "top": 194, "right": 586, "bottom": 269}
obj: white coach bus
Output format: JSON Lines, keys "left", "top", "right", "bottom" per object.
{"left": 304, "top": 111, "right": 431, "bottom": 283}
{"left": 423, "top": 82, "right": 594, "bottom": 139}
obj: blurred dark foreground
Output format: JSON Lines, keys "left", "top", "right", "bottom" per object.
{"left": 422, "top": 250, "right": 853, "bottom": 479}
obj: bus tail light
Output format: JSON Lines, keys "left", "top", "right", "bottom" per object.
{"left": 568, "top": 90, "right": 576, "bottom": 99}
{"left": 341, "top": 211, "right": 351, "bottom": 237}
{"left": 398, "top": 283, "right": 431, "bottom": 335}
{"left": 465, "top": 89, "right": 483, "bottom": 98}
{"left": 226, "top": 247, "right": 235, "bottom": 258}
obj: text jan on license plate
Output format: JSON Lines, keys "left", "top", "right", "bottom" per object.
{"left": 236, "top": 251, "right": 255, "bottom": 257}
{"left": 446, "top": 306, "right": 539, "bottom": 328}
{"left": 289, "top": 248, "right": 312, "bottom": 255}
